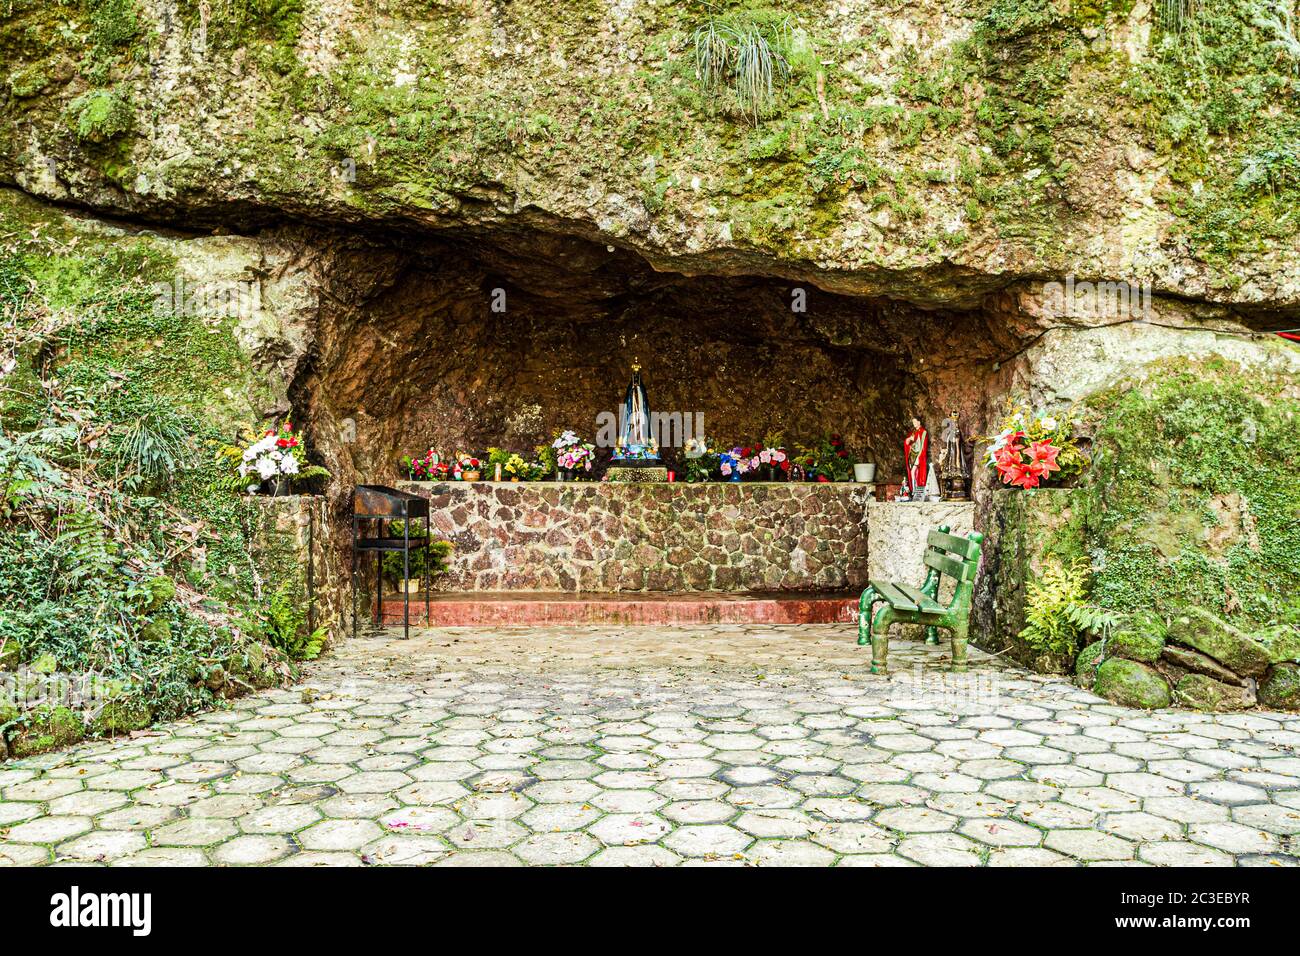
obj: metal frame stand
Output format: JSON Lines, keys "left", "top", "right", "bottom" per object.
{"left": 351, "top": 486, "right": 432, "bottom": 640}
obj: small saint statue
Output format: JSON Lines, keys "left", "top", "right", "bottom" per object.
{"left": 938, "top": 408, "right": 969, "bottom": 501}
{"left": 902, "top": 416, "right": 928, "bottom": 501}
{"left": 614, "top": 360, "right": 660, "bottom": 463}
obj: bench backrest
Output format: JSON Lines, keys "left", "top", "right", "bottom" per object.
{"left": 922, "top": 525, "right": 984, "bottom": 584}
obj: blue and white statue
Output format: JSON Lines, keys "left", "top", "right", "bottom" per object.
{"left": 613, "top": 361, "right": 660, "bottom": 463}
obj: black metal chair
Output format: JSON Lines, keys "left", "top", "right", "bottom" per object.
{"left": 351, "top": 485, "right": 431, "bottom": 640}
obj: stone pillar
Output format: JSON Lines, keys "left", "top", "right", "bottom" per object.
{"left": 971, "top": 487, "right": 1086, "bottom": 670}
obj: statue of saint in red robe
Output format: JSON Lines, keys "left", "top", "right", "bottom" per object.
{"left": 903, "top": 418, "right": 928, "bottom": 498}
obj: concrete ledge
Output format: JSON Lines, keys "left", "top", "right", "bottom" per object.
{"left": 379, "top": 591, "right": 859, "bottom": 625}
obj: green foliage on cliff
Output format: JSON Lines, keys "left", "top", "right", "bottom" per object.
{"left": 1082, "top": 355, "right": 1300, "bottom": 628}
{"left": 0, "top": 192, "right": 304, "bottom": 757}
{"left": 67, "top": 88, "right": 133, "bottom": 142}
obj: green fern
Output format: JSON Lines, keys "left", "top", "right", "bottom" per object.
{"left": 1018, "top": 557, "right": 1119, "bottom": 658}
{"left": 260, "top": 585, "right": 326, "bottom": 660}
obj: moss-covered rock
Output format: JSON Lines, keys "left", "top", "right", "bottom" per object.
{"left": 144, "top": 576, "right": 176, "bottom": 612}
{"left": 1093, "top": 658, "right": 1171, "bottom": 710}
{"left": 138, "top": 618, "right": 172, "bottom": 643}
{"left": 1258, "top": 664, "right": 1300, "bottom": 711}
{"left": 1075, "top": 640, "right": 1106, "bottom": 686}
{"left": 1109, "top": 612, "right": 1166, "bottom": 664}
{"left": 67, "top": 88, "right": 133, "bottom": 143}
{"left": 1161, "top": 644, "right": 1242, "bottom": 684}
{"left": 1173, "top": 673, "right": 1255, "bottom": 712}
{"left": 1255, "top": 626, "right": 1300, "bottom": 665}
{"left": 91, "top": 699, "right": 153, "bottom": 735}
{"left": 9, "top": 706, "right": 85, "bottom": 758}
{"left": 1167, "top": 608, "right": 1271, "bottom": 678}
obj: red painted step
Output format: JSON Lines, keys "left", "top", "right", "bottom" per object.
{"left": 377, "top": 591, "right": 859, "bottom": 626}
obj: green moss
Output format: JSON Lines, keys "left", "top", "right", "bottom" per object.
{"left": 1109, "top": 625, "right": 1165, "bottom": 664}
{"left": 1081, "top": 358, "right": 1300, "bottom": 631}
{"left": 0, "top": 190, "right": 300, "bottom": 758}
{"left": 93, "top": 698, "right": 153, "bottom": 734}
{"left": 10, "top": 706, "right": 85, "bottom": 757}
{"left": 1173, "top": 672, "right": 1252, "bottom": 712}
{"left": 1075, "top": 640, "right": 1106, "bottom": 684}
{"left": 1259, "top": 663, "right": 1300, "bottom": 710}
{"left": 67, "top": 88, "right": 133, "bottom": 142}
{"left": 1094, "top": 657, "right": 1172, "bottom": 709}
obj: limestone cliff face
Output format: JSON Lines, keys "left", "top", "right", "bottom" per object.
{"left": 3, "top": 0, "right": 1300, "bottom": 310}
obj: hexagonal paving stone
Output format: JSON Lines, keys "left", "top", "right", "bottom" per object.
{"left": 663, "top": 824, "right": 752, "bottom": 858}
{"left": 3, "top": 778, "right": 84, "bottom": 802}
{"left": 241, "top": 804, "right": 322, "bottom": 834}
{"left": 748, "top": 839, "right": 836, "bottom": 866}
{"left": 458, "top": 792, "right": 533, "bottom": 820}
{"left": 811, "top": 821, "right": 896, "bottom": 854}
{"left": 661, "top": 801, "right": 736, "bottom": 825}
{"left": 717, "top": 766, "right": 781, "bottom": 787}
{"left": 736, "top": 809, "right": 817, "bottom": 839}
{"left": 591, "top": 789, "right": 667, "bottom": 814}
{"left": 298, "top": 819, "right": 384, "bottom": 851}
{"left": 515, "top": 831, "right": 601, "bottom": 865}
{"left": 6, "top": 816, "right": 93, "bottom": 844}
{"left": 1231, "top": 803, "right": 1300, "bottom": 835}
{"left": 56, "top": 830, "right": 147, "bottom": 862}
{"left": 360, "top": 835, "right": 450, "bottom": 866}
{"left": 588, "top": 814, "right": 673, "bottom": 846}
{"left": 1187, "top": 822, "right": 1280, "bottom": 855}
{"left": 214, "top": 836, "right": 295, "bottom": 865}
{"left": 896, "top": 833, "right": 982, "bottom": 866}
{"left": 152, "top": 818, "right": 239, "bottom": 847}
{"left": 588, "top": 845, "right": 682, "bottom": 867}
{"left": 1043, "top": 829, "right": 1134, "bottom": 861}
{"left": 874, "top": 807, "right": 958, "bottom": 833}
{"left": 1137, "top": 842, "right": 1234, "bottom": 867}
{"left": 444, "top": 820, "right": 527, "bottom": 850}
{"left": 957, "top": 818, "right": 1042, "bottom": 847}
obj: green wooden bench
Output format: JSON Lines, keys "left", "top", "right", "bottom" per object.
{"left": 857, "top": 524, "right": 984, "bottom": 675}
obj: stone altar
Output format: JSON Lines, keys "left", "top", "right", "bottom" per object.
{"left": 400, "top": 481, "right": 873, "bottom": 592}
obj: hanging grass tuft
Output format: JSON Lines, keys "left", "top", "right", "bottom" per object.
{"left": 690, "top": 14, "right": 794, "bottom": 124}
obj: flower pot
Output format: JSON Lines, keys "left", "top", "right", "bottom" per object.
{"left": 854, "top": 463, "right": 877, "bottom": 483}
{"left": 263, "top": 477, "right": 291, "bottom": 497}
{"left": 462, "top": 470, "right": 480, "bottom": 482}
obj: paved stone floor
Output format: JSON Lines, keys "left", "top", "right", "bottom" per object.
{"left": 1, "top": 625, "right": 1298, "bottom": 867}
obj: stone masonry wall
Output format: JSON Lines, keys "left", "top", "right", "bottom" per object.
{"left": 248, "top": 495, "right": 345, "bottom": 639}
{"left": 398, "top": 482, "right": 873, "bottom": 593}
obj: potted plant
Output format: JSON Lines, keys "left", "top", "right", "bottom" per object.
{"left": 551, "top": 430, "right": 596, "bottom": 480}
{"left": 403, "top": 448, "right": 449, "bottom": 481}
{"left": 983, "top": 407, "right": 1084, "bottom": 489}
{"left": 452, "top": 453, "right": 483, "bottom": 482}
{"left": 216, "top": 421, "right": 329, "bottom": 495}
{"left": 852, "top": 442, "right": 878, "bottom": 483}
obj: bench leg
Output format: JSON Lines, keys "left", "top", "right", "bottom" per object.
{"left": 950, "top": 619, "right": 969, "bottom": 674}
{"left": 857, "top": 587, "right": 878, "bottom": 646}
{"left": 924, "top": 624, "right": 939, "bottom": 646}
{"left": 870, "top": 605, "right": 893, "bottom": 676}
